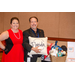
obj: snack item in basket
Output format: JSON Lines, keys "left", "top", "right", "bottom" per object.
{"left": 50, "top": 41, "right": 67, "bottom": 57}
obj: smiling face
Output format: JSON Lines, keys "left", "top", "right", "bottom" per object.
{"left": 30, "top": 18, "right": 38, "bottom": 30}
{"left": 11, "top": 19, "right": 19, "bottom": 30}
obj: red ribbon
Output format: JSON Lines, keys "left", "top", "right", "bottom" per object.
{"left": 44, "top": 43, "right": 53, "bottom": 59}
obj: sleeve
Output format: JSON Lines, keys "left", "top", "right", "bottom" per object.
{"left": 42, "top": 30, "right": 45, "bottom": 37}
{"left": 22, "top": 31, "right": 32, "bottom": 52}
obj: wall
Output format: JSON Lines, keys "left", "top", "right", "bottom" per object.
{"left": 0, "top": 12, "right": 4, "bottom": 33}
{"left": 59, "top": 12, "right": 75, "bottom": 39}
{"left": 0, "top": 12, "right": 75, "bottom": 39}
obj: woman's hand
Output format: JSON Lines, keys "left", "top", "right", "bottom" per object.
{"left": 0, "top": 41, "right": 5, "bottom": 50}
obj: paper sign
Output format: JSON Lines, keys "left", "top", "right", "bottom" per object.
{"left": 67, "top": 42, "right": 75, "bottom": 62}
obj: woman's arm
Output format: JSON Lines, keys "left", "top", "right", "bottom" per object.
{"left": 0, "top": 31, "right": 9, "bottom": 50}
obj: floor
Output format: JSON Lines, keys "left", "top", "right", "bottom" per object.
{"left": 0, "top": 52, "right": 3, "bottom": 62}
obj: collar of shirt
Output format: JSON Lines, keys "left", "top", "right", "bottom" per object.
{"left": 30, "top": 28, "right": 39, "bottom": 37}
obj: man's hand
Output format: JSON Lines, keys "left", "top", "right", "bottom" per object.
{"left": 31, "top": 46, "right": 41, "bottom": 53}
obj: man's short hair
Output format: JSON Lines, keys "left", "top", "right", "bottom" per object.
{"left": 29, "top": 16, "right": 38, "bottom": 22}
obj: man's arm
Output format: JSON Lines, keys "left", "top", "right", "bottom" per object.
{"left": 22, "top": 31, "right": 32, "bottom": 52}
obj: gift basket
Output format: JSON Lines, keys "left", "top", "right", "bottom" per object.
{"left": 49, "top": 41, "right": 67, "bottom": 62}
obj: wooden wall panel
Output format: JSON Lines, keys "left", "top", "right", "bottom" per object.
{"left": 18, "top": 12, "right": 37, "bottom": 31}
{"left": 36, "top": 12, "right": 59, "bottom": 37}
{"left": 59, "top": 12, "right": 75, "bottom": 39}
{"left": 3, "top": 12, "right": 19, "bottom": 31}
{"left": 0, "top": 12, "right": 4, "bottom": 33}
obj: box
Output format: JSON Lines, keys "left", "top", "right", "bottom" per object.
{"left": 50, "top": 55, "right": 66, "bottom": 62}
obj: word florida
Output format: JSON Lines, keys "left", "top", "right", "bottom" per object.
{"left": 31, "top": 41, "right": 45, "bottom": 47}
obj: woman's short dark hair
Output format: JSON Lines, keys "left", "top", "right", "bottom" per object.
{"left": 10, "top": 17, "right": 19, "bottom": 24}
{"left": 29, "top": 16, "right": 38, "bottom": 22}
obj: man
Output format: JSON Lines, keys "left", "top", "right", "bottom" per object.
{"left": 22, "top": 16, "right": 51, "bottom": 62}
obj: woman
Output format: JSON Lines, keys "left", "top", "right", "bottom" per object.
{"left": 0, "top": 17, "right": 24, "bottom": 62}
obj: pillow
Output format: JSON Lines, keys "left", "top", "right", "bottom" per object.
{"left": 28, "top": 36, "right": 47, "bottom": 55}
